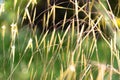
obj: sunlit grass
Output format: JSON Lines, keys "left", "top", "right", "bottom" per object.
{"left": 0, "top": 0, "right": 120, "bottom": 80}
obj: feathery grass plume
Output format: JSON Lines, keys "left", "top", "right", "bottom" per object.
{"left": 11, "top": 23, "right": 18, "bottom": 44}
{"left": 94, "top": 1, "right": 120, "bottom": 49}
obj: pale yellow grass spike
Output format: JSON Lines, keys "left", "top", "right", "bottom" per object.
{"left": 90, "top": 71, "right": 94, "bottom": 80}
{"left": 35, "top": 35, "right": 39, "bottom": 49}
{"left": 69, "top": 64, "right": 76, "bottom": 72}
{"left": 55, "top": 5, "right": 73, "bottom": 10}
{"left": 46, "top": 6, "right": 54, "bottom": 27}
{"left": 47, "top": 0, "right": 50, "bottom": 7}
{"left": 79, "top": 54, "right": 89, "bottom": 79}
{"left": 58, "top": 33, "right": 61, "bottom": 40}
{"left": 10, "top": 45, "right": 16, "bottom": 80}
{"left": 67, "top": 65, "right": 76, "bottom": 80}
{"left": 0, "top": 3, "right": 5, "bottom": 15}
{"left": 10, "top": 45, "right": 15, "bottom": 64}
{"left": 39, "top": 31, "right": 49, "bottom": 46}
{"left": 25, "top": 8, "right": 32, "bottom": 24}
{"left": 26, "top": 0, "right": 31, "bottom": 8}
{"left": 31, "top": 0, "right": 37, "bottom": 5}
{"left": 59, "top": 25, "right": 70, "bottom": 48}
{"left": 26, "top": 0, "right": 37, "bottom": 8}
{"left": 14, "top": 0, "right": 17, "bottom": 9}
{"left": 71, "top": 25, "right": 84, "bottom": 65}
{"left": 75, "top": 0, "right": 79, "bottom": 34}
{"left": 1, "top": 25, "right": 6, "bottom": 38}
{"left": 83, "top": 54, "right": 87, "bottom": 69}
{"left": 66, "top": 35, "right": 70, "bottom": 54}
{"left": 43, "top": 39, "right": 46, "bottom": 52}
{"left": 1, "top": 25, "right": 5, "bottom": 61}
{"left": 43, "top": 13, "right": 46, "bottom": 29}
{"left": 97, "top": 65, "right": 106, "bottom": 80}
{"left": 52, "top": 36, "right": 57, "bottom": 52}
{"left": 88, "top": 37, "right": 96, "bottom": 57}
{"left": 46, "top": 11, "right": 50, "bottom": 27}
{"left": 25, "top": 38, "right": 33, "bottom": 53}
{"left": 53, "top": 4, "right": 56, "bottom": 25}
{"left": 46, "top": 40, "right": 50, "bottom": 55}
{"left": 24, "top": 0, "right": 32, "bottom": 24}
{"left": 70, "top": 0, "right": 87, "bottom": 14}
{"left": 32, "top": 7, "right": 36, "bottom": 23}
{"left": 11, "top": 23, "right": 18, "bottom": 44}
{"left": 30, "top": 68, "right": 33, "bottom": 79}
{"left": 82, "top": 15, "right": 102, "bottom": 41}
{"left": 75, "top": 0, "right": 78, "bottom": 16}
{"left": 33, "top": 71, "right": 37, "bottom": 80}
{"left": 62, "top": 11, "right": 67, "bottom": 29}
{"left": 28, "top": 56, "right": 33, "bottom": 70}
{"left": 51, "top": 70, "right": 54, "bottom": 80}
{"left": 77, "top": 24, "right": 84, "bottom": 44}
{"left": 17, "top": 6, "right": 20, "bottom": 22}
{"left": 61, "top": 25, "right": 70, "bottom": 43}
{"left": 45, "top": 72, "right": 48, "bottom": 80}
{"left": 109, "top": 40, "right": 113, "bottom": 80}
{"left": 71, "top": 19, "right": 74, "bottom": 42}
{"left": 62, "top": 64, "right": 76, "bottom": 80}
{"left": 80, "top": 65, "right": 91, "bottom": 80}
{"left": 59, "top": 65, "right": 64, "bottom": 80}
{"left": 57, "top": 33, "right": 62, "bottom": 45}
{"left": 22, "top": 11, "right": 27, "bottom": 25}
{"left": 50, "top": 29, "right": 55, "bottom": 46}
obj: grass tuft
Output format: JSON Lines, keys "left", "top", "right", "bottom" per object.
{"left": 0, "top": 0, "right": 120, "bottom": 80}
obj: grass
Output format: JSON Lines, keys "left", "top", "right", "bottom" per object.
{"left": 0, "top": 0, "right": 120, "bottom": 80}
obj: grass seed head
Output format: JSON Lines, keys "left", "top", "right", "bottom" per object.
{"left": 1, "top": 25, "right": 6, "bottom": 38}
